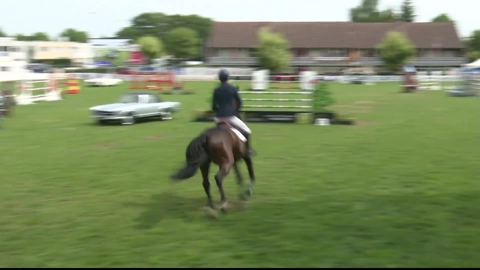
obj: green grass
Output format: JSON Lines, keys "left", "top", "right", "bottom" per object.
{"left": 0, "top": 81, "right": 479, "bottom": 267}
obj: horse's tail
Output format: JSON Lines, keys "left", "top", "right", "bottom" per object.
{"left": 170, "top": 133, "right": 209, "bottom": 181}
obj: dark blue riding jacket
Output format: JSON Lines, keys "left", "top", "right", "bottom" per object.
{"left": 211, "top": 82, "right": 243, "bottom": 118}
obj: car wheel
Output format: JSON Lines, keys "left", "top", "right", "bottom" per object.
{"left": 122, "top": 113, "right": 136, "bottom": 125}
{"left": 160, "top": 108, "right": 173, "bottom": 121}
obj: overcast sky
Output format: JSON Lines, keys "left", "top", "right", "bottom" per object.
{"left": 0, "top": 0, "right": 477, "bottom": 38}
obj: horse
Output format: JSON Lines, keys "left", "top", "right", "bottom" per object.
{"left": 170, "top": 121, "right": 256, "bottom": 214}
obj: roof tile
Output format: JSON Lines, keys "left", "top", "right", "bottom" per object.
{"left": 208, "top": 22, "right": 463, "bottom": 49}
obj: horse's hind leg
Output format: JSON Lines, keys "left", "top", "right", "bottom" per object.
{"left": 200, "top": 162, "right": 214, "bottom": 209}
{"left": 243, "top": 156, "right": 256, "bottom": 197}
{"left": 215, "top": 160, "right": 234, "bottom": 213}
{"left": 233, "top": 162, "right": 248, "bottom": 200}
{"left": 233, "top": 162, "right": 244, "bottom": 187}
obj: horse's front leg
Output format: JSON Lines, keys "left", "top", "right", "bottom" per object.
{"left": 233, "top": 162, "right": 247, "bottom": 200}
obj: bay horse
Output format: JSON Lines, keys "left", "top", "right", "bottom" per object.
{"left": 170, "top": 121, "right": 256, "bottom": 213}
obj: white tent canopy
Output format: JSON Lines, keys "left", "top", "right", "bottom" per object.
{"left": 464, "top": 59, "right": 480, "bottom": 68}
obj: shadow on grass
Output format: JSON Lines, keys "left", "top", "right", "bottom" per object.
{"left": 82, "top": 118, "right": 162, "bottom": 127}
{"left": 124, "top": 189, "right": 480, "bottom": 267}
{"left": 124, "top": 193, "right": 210, "bottom": 230}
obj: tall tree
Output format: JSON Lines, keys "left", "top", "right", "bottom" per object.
{"left": 467, "top": 30, "right": 480, "bottom": 61}
{"left": 350, "top": 0, "right": 377, "bottom": 22}
{"left": 380, "top": 8, "right": 399, "bottom": 22}
{"left": 14, "top": 33, "right": 49, "bottom": 41}
{"left": 400, "top": 0, "right": 415, "bottom": 22}
{"left": 350, "top": 0, "right": 400, "bottom": 22}
{"left": 15, "top": 34, "right": 30, "bottom": 41}
{"left": 30, "top": 32, "right": 50, "bottom": 41}
{"left": 115, "top": 13, "right": 212, "bottom": 42}
{"left": 431, "top": 13, "right": 454, "bottom": 22}
{"left": 136, "top": 36, "right": 163, "bottom": 63}
{"left": 164, "top": 27, "right": 200, "bottom": 60}
{"left": 377, "top": 31, "right": 416, "bottom": 71}
{"left": 115, "top": 26, "right": 138, "bottom": 40}
{"left": 60, "top": 28, "right": 89, "bottom": 43}
{"left": 256, "top": 27, "right": 291, "bottom": 72}
{"left": 469, "top": 30, "right": 480, "bottom": 51}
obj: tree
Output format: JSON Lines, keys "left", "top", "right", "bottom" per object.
{"left": 13, "top": 33, "right": 49, "bottom": 41}
{"left": 113, "top": 51, "right": 130, "bottom": 66}
{"left": 0, "top": 28, "right": 6, "bottom": 37}
{"left": 164, "top": 27, "right": 200, "bottom": 59}
{"left": 467, "top": 51, "right": 480, "bottom": 62}
{"left": 166, "top": 14, "right": 212, "bottom": 40}
{"left": 115, "top": 26, "right": 138, "bottom": 40}
{"left": 60, "top": 28, "right": 89, "bottom": 43}
{"left": 116, "top": 13, "right": 212, "bottom": 42}
{"left": 350, "top": 0, "right": 403, "bottom": 22}
{"left": 466, "top": 30, "right": 480, "bottom": 61}
{"left": 136, "top": 36, "right": 163, "bottom": 63}
{"left": 400, "top": 0, "right": 415, "bottom": 22}
{"left": 380, "top": 8, "right": 400, "bottom": 22}
{"left": 15, "top": 34, "right": 30, "bottom": 41}
{"left": 350, "top": 0, "right": 378, "bottom": 22}
{"left": 468, "top": 30, "right": 480, "bottom": 51}
{"left": 256, "top": 27, "right": 291, "bottom": 72}
{"left": 377, "top": 31, "right": 416, "bottom": 71}
{"left": 431, "top": 14, "right": 454, "bottom": 22}
{"left": 30, "top": 32, "right": 50, "bottom": 41}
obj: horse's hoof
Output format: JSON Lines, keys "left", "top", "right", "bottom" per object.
{"left": 244, "top": 188, "right": 253, "bottom": 197}
{"left": 220, "top": 201, "right": 228, "bottom": 213}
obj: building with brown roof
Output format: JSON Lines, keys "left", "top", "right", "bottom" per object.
{"left": 206, "top": 21, "right": 466, "bottom": 69}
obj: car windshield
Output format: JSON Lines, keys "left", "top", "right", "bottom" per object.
{"left": 118, "top": 94, "right": 139, "bottom": 103}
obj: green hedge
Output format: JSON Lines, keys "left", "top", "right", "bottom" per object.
{"left": 32, "top": 58, "right": 72, "bottom": 67}
{"left": 65, "top": 68, "right": 110, "bottom": 73}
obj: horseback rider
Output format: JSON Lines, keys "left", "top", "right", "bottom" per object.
{"left": 211, "top": 69, "right": 256, "bottom": 156}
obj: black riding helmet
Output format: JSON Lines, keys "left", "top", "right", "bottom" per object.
{"left": 218, "top": 69, "right": 229, "bottom": 82}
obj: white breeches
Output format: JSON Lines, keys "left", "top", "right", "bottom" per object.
{"left": 214, "top": 116, "right": 251, "bottom": 134}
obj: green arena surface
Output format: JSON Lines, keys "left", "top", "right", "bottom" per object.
{"left": 0, "top": 81, "right": 478, "bottom": 267}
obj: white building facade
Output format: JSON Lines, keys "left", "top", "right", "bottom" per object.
{"left": 0, "top": 37, "right": 29, "bottom": 74}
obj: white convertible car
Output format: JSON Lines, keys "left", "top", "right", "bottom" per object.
{"left": 85, "top": 78, "right": 123, "bottom": 87}
{"left": 89, "top": 92, "right": 181, "bottom": 125}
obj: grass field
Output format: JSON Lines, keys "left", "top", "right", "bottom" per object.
{"left": 0, "top": 81, "right": 479, "bottom": 267}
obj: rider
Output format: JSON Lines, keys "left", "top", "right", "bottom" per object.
{"left": 211, "top": 69, "right": 256, "bottom": 156}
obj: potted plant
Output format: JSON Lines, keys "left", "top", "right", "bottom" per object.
{"left": 312, "top": 82, "right": 336, "bottom": 122}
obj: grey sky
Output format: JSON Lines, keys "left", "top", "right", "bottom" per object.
{"left": 0, "top": 0, "right": 477, "bottom": 38}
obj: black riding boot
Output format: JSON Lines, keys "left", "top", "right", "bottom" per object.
{"left": 244, "top": 134, "right": 257, "bottom": 157}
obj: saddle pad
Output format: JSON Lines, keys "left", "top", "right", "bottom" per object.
{"left": 230, "top": 128, "right": 246, "bottom": 142}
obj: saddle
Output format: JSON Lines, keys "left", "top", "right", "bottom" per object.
{"left": 216, "top": 121, "right": 246, "bottom": 142}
